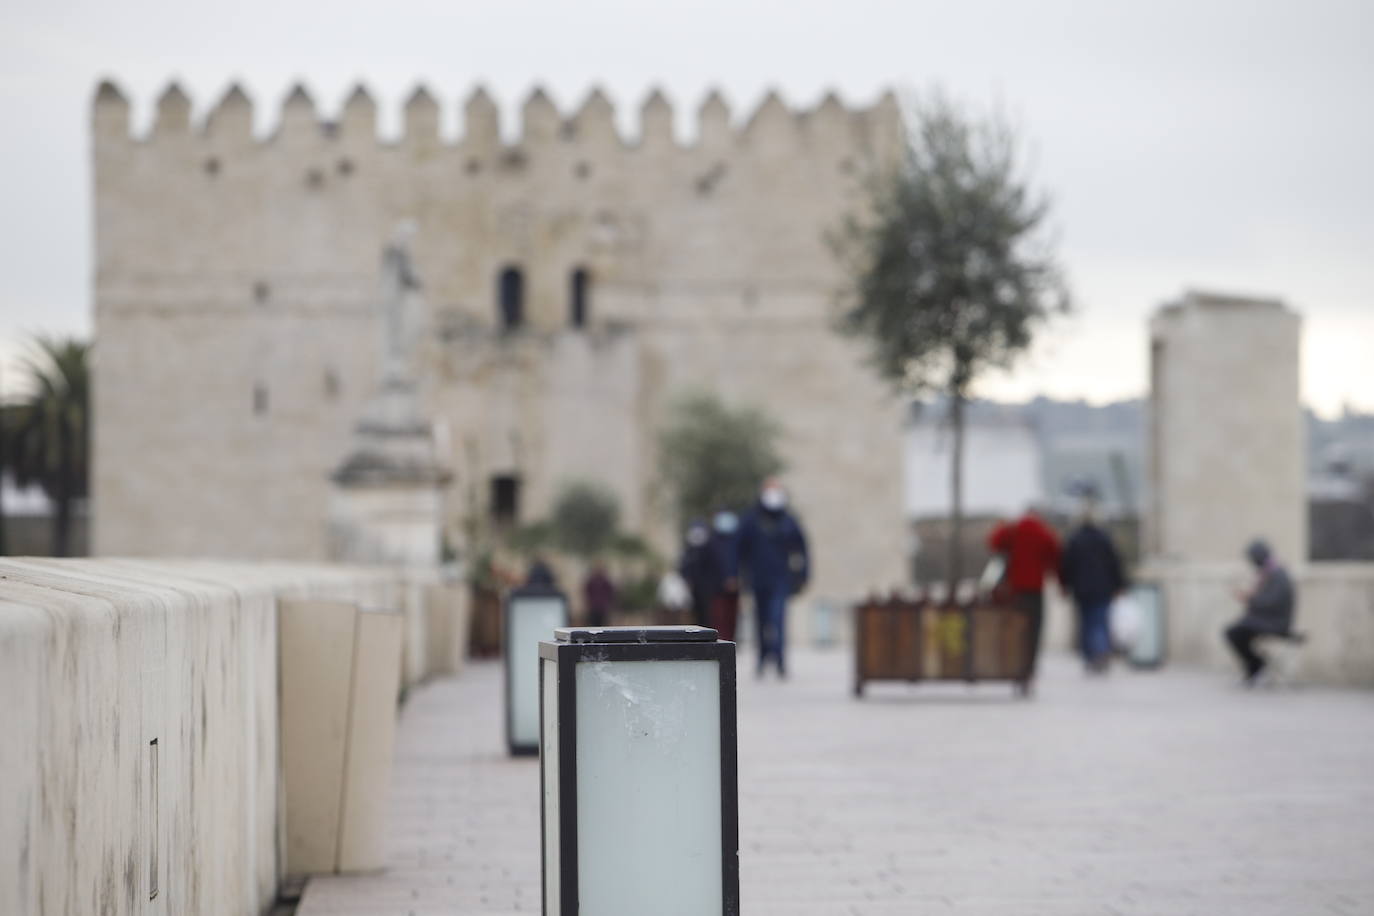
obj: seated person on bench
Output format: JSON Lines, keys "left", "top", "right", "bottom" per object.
{"left": 1224, "top": 538, "right": 1297, "bottom": 685}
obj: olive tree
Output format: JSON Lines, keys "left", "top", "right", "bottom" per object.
{"left": 657, "top": 390, "right": 785, "bottom": 527}
{"left": 836, "top": 92, "right": 1070, "bottom": 582}
{"left": 548, "top": 480, "right": 621, "bottom": 558}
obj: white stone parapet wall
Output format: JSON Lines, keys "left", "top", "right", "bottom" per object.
{"left": 0, "top": 558, "right": 468, "bottom": 916}
{"left": 1146, "top": 561, "right": 1374, "bottom": 686}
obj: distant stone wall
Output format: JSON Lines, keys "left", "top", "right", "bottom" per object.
{"left": 1148, "top": 561, "right": 1374, "bottom": 686}
{"left": 90, "top": 81, "right": 910, "bottom": 609}
{"left": 0, "top": 559, "right": 457, "bottom": 916}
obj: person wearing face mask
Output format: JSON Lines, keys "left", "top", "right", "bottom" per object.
{"left": 678, "top": 520, "right": 720, "bottom": 628}
{"left": 737, "top": 478, "right": 810, "bottom": 678}
{"left": 710, "top": 510, "right": 743, "bottom": 641}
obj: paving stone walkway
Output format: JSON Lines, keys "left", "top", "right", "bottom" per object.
{"left": 299, "top": 648, "right": 1374, "bottom": 915}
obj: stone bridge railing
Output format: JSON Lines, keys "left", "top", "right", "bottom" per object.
{"left": 0, "top": 558, "right": 468, "bottom": 916}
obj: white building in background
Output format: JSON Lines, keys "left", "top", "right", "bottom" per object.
{"left": 904, "top": 409, "right": 1042, "bottom": 520}
{"left": 1041, "top": 432, "right": 1144, "bottom": 520}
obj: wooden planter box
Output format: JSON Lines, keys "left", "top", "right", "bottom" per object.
{"left": 853, "top": 595, "right": 1031, "bottom": 696}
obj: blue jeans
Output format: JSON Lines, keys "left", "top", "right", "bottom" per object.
{"left": 1079, "top": 600, "right": 1112, "bottom": 663}
{"left": 753, "top": 587, "right": 789, "bottom": 674}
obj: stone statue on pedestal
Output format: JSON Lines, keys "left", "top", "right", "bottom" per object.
{"left": 329, "top": 222, "right": 452, "bottom": 567}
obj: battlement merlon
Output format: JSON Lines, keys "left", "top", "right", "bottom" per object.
{"left": 90, "top": 80, "right": 905, "bottom": 162}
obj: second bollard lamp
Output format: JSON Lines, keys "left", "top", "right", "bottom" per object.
{"left": 539, "top": 625, "right": 740, "bottom": 916}
{"left": 504, "top": 584, "right": 570, "bottom": 756}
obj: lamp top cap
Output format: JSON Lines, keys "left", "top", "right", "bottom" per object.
{"left": 555, "top": 625, "right": 719, "bottom": 644}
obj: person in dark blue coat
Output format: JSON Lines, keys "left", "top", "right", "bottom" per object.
{"left": 1059, "top": 510, "right": 1127, "bottom": 672}
{"left": 737, "top": 478, "right": 809, "bottom": 678}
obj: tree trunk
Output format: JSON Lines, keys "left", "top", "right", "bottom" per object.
{"left": 948, "top": 391, "right": 965, "bottom": 588}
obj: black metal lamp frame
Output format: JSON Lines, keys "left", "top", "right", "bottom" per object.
{"left": 538, "top": 626, "right": 740, "bottom": 916}
{"left": 504, "top": 584, "right": 570, "bottom": 756}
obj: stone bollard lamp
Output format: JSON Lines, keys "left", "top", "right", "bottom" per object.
{"left": 505, "top": 585, "right": 570, "bottom": 756}
{"left": 539, "top": 625, "right": 740, "bottom": 915}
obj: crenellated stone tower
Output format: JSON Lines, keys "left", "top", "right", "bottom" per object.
{"left": 91, "top": 80, "right": 908, "bottom": 610}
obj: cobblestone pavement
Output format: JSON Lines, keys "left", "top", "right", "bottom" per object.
{"left": 299, "top": 648, "right": 1374, "bottom": 915}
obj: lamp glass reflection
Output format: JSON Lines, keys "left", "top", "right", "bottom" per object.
{"left": 575, "top": 658, "right": 722, "bottom": 916}
{"left": 508, "top": 595, "right": 565, "bottom": 750}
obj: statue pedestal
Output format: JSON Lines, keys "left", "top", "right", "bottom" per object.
{"left": 328, "top": 384, "right": 452, "bottom": 567}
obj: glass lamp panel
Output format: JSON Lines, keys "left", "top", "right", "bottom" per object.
{"left": 509, "top": 597, "right": 565, "bottom": 747}
{"left": 575, "top": 658, "right": 722, "bottom": 916}
{"left": 542, "top": 657, "right": 561, "bottom": 916}
{"left": 1129, "top": 585, "right": 1164, "bottom": 666}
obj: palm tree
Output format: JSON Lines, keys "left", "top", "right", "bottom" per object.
{"left": 6, "top": 337, "right": 90, "bottom": 556}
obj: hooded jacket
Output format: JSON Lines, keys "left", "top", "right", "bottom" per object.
{"left": 988, "top": 513, "right": 1061, "bottom": 594}
{"left": 1242, "top": 565, "right": 1296, "bottom": 633}
{"left": 1059, "top": 522, "right": 1126, "bottom": 606}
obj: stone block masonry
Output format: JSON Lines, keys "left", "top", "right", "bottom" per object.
{"left": 91, "top": 81, "right": 910, "bottom": 614}
{"left": 0, "top": 558, "right": 437, "bottom": 916}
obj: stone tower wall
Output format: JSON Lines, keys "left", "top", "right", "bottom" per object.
{"left": 92, "top": 81, "right": 909, "bottom": 606}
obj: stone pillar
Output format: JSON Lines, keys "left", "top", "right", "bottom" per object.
{"left": 1147, "top": 291, "right": 1306, "bottom": 565}
{"left": 329, "top": 223, "right": 453, "bottom": 569}
{"left": 328, "top": 382, "right": 451, "bottom": 567}
{"left": 328, "top": 378, "right": 453, "bottom": 688}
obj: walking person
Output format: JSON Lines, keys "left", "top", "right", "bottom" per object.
{"left": 581, "top": 563, "right": 617, "bottom": 628}
{"left": 738, "top": 479, "right": 809, "bottom": 678}
{"left": 1060, "top": 508, "right": 1127, "bottom": 673}
{"left": 988, "top": 503, "right": 1061, "bottom": 693}
{"left": 678, "top": 520, "right": 720, "bottom": 629}
{"left": 710, "top": 509, "right": 743, "bottom": 641}
{"left": 1224, "top": 538, "right": 1297, "bottom": 685}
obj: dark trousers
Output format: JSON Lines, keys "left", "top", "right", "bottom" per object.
{"left": 1225, "top": 621, "right": 1268, "bottom": 677}
{"left": 753, "top": 587, "right": 788, "bottom": 674}
{"left": 1078, "top": 600, "right": 1112, "bottom": 664}
{"left": 1017, "top": 591, "right": 1045, "bottom": 681}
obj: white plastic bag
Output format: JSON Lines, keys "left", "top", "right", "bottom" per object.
{"left": 978, "top": 555, "right": 1007, "bottom": 594}
{"left": 1110, "top": 592, "right": 1142, "bottom": 651}
{"left": 657, "top": 570, "right": 691, "bottom": 611}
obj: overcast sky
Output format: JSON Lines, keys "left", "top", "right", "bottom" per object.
{"left": 2, "top": 0, "right": 1370, "bottom": 414}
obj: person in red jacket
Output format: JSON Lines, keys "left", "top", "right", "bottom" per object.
{"left": 988, "top": 505, "right": 1062, "bottom": 691}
